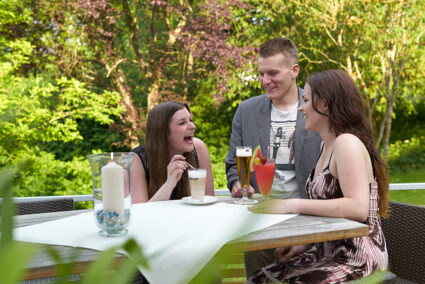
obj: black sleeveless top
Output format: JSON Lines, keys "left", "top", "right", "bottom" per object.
{"left": 131, "top": 145, "right": 199, "bottom": 200}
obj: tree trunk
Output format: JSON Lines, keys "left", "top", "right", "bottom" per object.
{"left": 121, "top": 0, "right": 147, "bottom": 70}
{"left": 147, "top": 80, "right": 161, "bottom": 111}
{"left": 382, "top": 96, "right": 395, "bottom": 162}
{"left": 116, "top": 68, "right": 141, "bottom": 149}
{"left": 104, "top": 60, "right": 141, "bottom": 149}
{"left": 382, "top": 57, "right": 405, "bottom": 161}
{"left": 375, "top": 104, "right": 387, "bottom": 150}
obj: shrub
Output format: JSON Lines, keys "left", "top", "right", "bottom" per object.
{"left": 387, "top": 136, "right": 425, "bottom": 174}
{"left": 208, "top": 145, "right": 229, "bottom": 190}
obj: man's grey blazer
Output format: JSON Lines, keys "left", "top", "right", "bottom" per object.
{"left": 225, "top": 87, "right": 322, "bottom": 198}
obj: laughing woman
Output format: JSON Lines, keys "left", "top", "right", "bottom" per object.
{"left": 248, "top": 70, "right": 389, "bottom": 283}
{"left": 131, "top": 101, "right": 214, "bottom": 203}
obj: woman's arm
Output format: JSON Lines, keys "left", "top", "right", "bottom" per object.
{"left": 328, "top": 134, "right": 372, "bottom": 221}
{"left": 250, "top": 134, "right": 372, "bottom": 222}
{"left": 194, "top": 137, "right": 215, "bottom": 196}
{"left": 131, "top": 154, "right": 189, "bottom": 203}
{"left": 130, "top": 155, "right": 149, "bottom": 203}
{"left": 148, "top": 155, "right": 189, "bottom": 202}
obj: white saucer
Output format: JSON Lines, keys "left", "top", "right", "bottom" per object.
{"left": 182, "top": 196, "right": 218, "bottom": 205}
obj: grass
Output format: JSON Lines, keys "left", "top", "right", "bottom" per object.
{"left": 389, "top": 167, "right": 425, "bottom": 183}
{"left": 389, "top": 168, "right": 425, "bottom": 205}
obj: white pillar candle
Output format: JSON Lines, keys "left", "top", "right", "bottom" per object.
{"left": 101, "top": 161, "right": 125, "bottom": 216}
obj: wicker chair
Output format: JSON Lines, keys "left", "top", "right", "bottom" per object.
{"left": 16, "top": 198, "right": 74, "bottom": 215}
{"left": 381, "top": 201, "right": 425, "bottom": 284}
{"left": 16, "top": 198, "right": 77, "bottom": 283}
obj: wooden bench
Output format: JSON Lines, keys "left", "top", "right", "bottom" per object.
{"left": 219, "top": 253, "right": 246, "bottom": 284}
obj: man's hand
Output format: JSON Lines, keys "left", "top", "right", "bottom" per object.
{"left": 231, "top": 182, "right": 255, "bottom": 197}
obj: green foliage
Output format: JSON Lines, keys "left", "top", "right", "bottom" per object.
{"left": 209, "top": 147, "right": 229, "bottom": 190}
{"left": 0, "top": 33, "right": 125, "bottom": 196}
{"left": 1, "top": 0, "right": 424, "bottom": 198}
{"left": 0, "top": 75, "right": 122, "bottom": 147}
{"left": 11, "top": 150, "right": 92, "bottom": 197}
{"left": 0, "top": 168, "right": 17, "bottom": 247}
{"left": 1, "top": 165, "right": 150, "bottom": 284}
{"left": 0, "top": 241, "right": 37, "bottom": 284}
{"left": 391, "top": 97, "right": 425, "bottom": 142}
{"left": 0, "top": 39, "right": 33, "bottom": 77}
{"left": 389, "top": 168, "right": 425, "bottom": 205}
{"left": 80, "top": 239, "right": 148, "bottom": 284}
{"left": 39, "top": 118, "right": 128, "bottom": 162}
{"left": 387, "top": 136, "right": 425, "bottom": 173}
{"left": 0, "top": 166, "right": 38, "bottom": 284}
{"left": 0, "top": 74, "right": 124, "bottom": 197}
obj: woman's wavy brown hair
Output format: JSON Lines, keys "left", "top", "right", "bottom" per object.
{"left": 145, "top": 101, "right": 196, "bottom": 199}
{"left": 306, "top": 70, "right": 389, "bottom": 217}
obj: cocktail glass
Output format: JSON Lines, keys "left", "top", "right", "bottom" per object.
{"left": 255, "top": 146, "right": 275, "bottom": 200}
{"left": 234, "top": 146, "right": 256, "bottom": 205}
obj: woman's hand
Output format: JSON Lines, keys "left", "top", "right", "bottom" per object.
{"left": 166, "top": 155, "right": 188, "bottom": 187}
{"left": 248, "top": 199, "right": 296, "bottom": 214}
{"left": 274, "top": 244, "right": 311, "bottom": 263}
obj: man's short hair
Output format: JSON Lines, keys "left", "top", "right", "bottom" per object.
{"left": 259, "top": 37, "right": 298, "bottom": 64}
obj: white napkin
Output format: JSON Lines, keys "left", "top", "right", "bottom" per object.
{"left": 14, "top": 200, "right": 297, "bottom": 284}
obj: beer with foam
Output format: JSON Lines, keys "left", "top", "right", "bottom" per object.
{"left": 236, "top": 147, "right": 252, "bottom": 189}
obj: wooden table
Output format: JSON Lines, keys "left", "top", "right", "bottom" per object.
{"left": 14, "top": 198, "right": 369, "bottom": 280}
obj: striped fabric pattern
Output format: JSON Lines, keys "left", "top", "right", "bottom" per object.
{"left": 250, "top": 168, "right": 388, "bottom": 284}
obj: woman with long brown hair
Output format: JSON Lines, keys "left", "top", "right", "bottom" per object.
{"left": 247, "top": 70, "right": 389, "bottom": 283}
{"left": 131, "top": 101, "right": 214, "bottom": 202}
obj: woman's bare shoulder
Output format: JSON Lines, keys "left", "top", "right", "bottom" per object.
{"left": 334, "top": 133, "right": 368, "bottom": 159}
{"left": 193, "top": 137, "right": 207, "bottom": 149}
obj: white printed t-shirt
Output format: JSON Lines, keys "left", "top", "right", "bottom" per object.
{"left": 269, "top": 102, "right": 299, "bottom": 199}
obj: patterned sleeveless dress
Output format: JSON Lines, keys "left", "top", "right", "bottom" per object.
{"left": 249, "top": 154, "right": 388, "bottom": 283}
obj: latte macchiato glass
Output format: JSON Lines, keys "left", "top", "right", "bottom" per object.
{"left": 188, "top": 168, "right": 206, "bottom": 200}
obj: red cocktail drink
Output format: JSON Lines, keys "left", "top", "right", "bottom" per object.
{"left": 255, "top": 162, "right": 275, "bottom": 197}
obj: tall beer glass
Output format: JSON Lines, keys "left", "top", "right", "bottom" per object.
{"left": 235, "top": 146, "right": 255, "bottom": 204}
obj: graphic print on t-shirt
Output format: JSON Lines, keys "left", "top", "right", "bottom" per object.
{"left": 269, "top": 103, "right": 299, "bottom": 198}
{"left": 270, "top": 120, "right": 296, "bottom": 165}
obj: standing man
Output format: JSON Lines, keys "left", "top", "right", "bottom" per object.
{"left": 225, "top": 37, "right": 321, "bottom": 276}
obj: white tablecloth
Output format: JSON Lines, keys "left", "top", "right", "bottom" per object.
{"left": 14, "top": 200, "right": 297, "bottom": 283}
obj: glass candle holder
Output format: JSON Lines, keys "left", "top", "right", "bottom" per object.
{"left": 87, "top": 152, "right": 135, "bottom": 237}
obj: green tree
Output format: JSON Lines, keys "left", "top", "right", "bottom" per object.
{"left": 2, "top": 0, "right": 425, "bottom": 196}
{"left": 0, "top": 1, "right": 125, "bottom": 196}
{"left": 286, "top": 0, "right": 425, "bottom": 160}
{"left": 39, "top": 0, "right": 256, "bottom": 149}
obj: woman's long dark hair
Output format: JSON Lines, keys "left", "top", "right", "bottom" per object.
{"left": 145, "top": 101, "right": 196, "bottom": 199}
{"left": 306, "top": 70, "right": 389, "bottom": 217}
